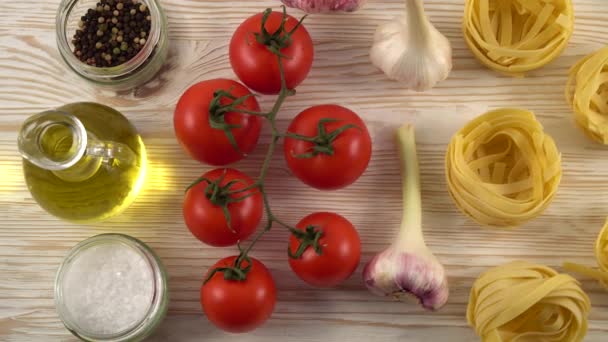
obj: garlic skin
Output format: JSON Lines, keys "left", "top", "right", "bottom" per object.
{"left": 281, "top": 0, "right": 367, "bottom": 13}
{"left": 361, "top": 124, "right": 449, "bottom": 310}
{"left": 370, "top": 0, "right": 452, "bottom": 91}
{"left": 363, "top": 246, "right": 449, "bottom": 310}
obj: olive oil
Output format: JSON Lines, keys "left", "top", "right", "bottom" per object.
{"left": 20, "top": 103, "right": 146, "bottom": 223}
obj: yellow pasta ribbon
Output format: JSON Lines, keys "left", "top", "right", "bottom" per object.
{"left": 463, "top": 0, "right": 574, "bottom": 76}
{"left": 467, "top": 261, "right": 590, "bottom": 342}
{"left": 445, "top": 108, "right": 561, "bottom": 227}
{"left": 563, "top": 218, "right": 608, "bottom": 287}
{"left": 565, "top": 47, "right": 608, "bottom": 144}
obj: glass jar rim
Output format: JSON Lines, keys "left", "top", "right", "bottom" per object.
{"left": 55, "top": 0, "right": 163, "bottom": 81}
{"left": 54, "top": 233, "right": 167, "bottom": 341}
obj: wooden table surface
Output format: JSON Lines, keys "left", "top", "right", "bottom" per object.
{"left": 2, "top": 0, "right": 608, "bottom": 341}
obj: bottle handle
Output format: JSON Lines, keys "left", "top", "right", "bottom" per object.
{"left": 86, "top": 137, "right": 136, "bottom": 169}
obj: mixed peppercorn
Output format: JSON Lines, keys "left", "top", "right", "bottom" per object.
{"left": 72, "top": 0, "right": 151, "bottom": 67}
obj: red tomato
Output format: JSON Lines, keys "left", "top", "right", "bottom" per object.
{"left": 201, "top": 256, "right": 276, "bottom": 333}
{"left": 183, "top": 168, "right": 263, "bottom": 247}
{"left": 283, "top": 105, "right": 372, "bottom": 190}
{"left": 288, "top": 212, "right": 361, "bottom": 288}
{"left": 229, "top": 10, "right": 314, "bottom": 94}
{"left": 174, "top": 79, "right": 262, "bottom": 166}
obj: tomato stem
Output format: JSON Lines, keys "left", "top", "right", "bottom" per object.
{"left": 205, "top": 7, "right": 315, "bottom": 282}
{"left": 186, "top": 171, "right": 258, "bottom": 234}
{"left": 207, "top": 89, "right": 251, "bottom": 155}
{"left": 287, "top": 119, "right": 361, "bottom": 159}
{"left": 254, "top": 6, "right": 307, "bottom": 57}
{"left": 287, "top": 225, "right": 324, "bottom": 259}
{"left": 228, "top": 45, "right": 301, "bottom": 270}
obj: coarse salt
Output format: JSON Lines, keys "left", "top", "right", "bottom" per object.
{"left": 60, "top": 242, "right": 154, "bottom": 336}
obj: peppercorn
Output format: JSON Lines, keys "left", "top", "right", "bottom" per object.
{"left": 70, "top": 0, "right": 152, "bottom": 67}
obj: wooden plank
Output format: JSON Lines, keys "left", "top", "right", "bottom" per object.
{"left": 1, "top": 0, "right": 608, "bottom": 341}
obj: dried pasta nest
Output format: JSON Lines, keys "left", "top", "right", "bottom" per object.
{"left": 467, "top": 261, "right": 590, "bottom": 342}
{"left": 463, "top": 0, "right": 574, "bottom": 76}
{"left": 564, "top": 218, "right": 608, "bottom": 287}
{"left": 445, "top": 108, "right": 561, "bottom": 227}
{"left": 566, "top": 47, "right": 608, "bottom": 144}
{"left": 593, "top": 221, "right": 608, "bottom": 284}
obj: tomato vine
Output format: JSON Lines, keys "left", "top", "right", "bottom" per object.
{"left": 194, "top": 6, "right": 364, "bottom": 283}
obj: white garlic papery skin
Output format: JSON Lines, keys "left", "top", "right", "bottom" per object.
{"left": 281, "top": 0, "right": 367, "bottom": 13}
{"left": 362, "top": 244, "right": 449, "bottom": 310}
{"left": 370, "top": 0, "right": 452, "bottom": 91}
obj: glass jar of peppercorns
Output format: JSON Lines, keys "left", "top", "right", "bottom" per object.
{"left": 56, "top": 0, "right": 168, "bottom": 90}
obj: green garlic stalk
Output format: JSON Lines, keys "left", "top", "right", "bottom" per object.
{"left": 362, "top": 124, "right": 449, "bottom": 310}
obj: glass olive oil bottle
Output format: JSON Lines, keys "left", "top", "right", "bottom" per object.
{"left": 18, "top": 102, "right": 146, "bottom": 223}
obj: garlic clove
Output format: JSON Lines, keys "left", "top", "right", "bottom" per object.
{"left": 281, "top": 0, "right": 367, "bottom": 13}
{"left": 370, "top": 0, "right": 452, "bottom": 91}
{"left": 362, "top": 246, "right": 449, "bottom": 310}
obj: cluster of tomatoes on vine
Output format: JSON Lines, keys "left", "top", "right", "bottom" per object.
{"left": 173, "top": 7, "right": 372, "bottom": 333}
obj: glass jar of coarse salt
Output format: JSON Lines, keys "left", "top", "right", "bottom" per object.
{"left": 55, "top": 234, "right": 168, "bottom": 341}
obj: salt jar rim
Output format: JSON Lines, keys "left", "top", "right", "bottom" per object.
{"left": 54, "top": 233, "right": 168, "bottom": 342}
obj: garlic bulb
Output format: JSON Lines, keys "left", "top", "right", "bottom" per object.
{"left": 362, "top": 124, "right": 449, "bottom": 310}
{"left": 370, "top": 0, "right": 452, "bottom": 91}
{"left": 363, "top": 244, "right": 449, "bottom": 310}
{"left": 281, "top": 0, "right": 367, "bottom": 13}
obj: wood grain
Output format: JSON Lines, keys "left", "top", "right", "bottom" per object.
{"left": 2, "top": 0, "right": 608, "bottom": 341}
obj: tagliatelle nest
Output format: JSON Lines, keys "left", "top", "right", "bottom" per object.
{"left": 463, "top": 0, "right": 574, "bottom": 76}
{"left": 564, "top": 218, "right": 608, "bottom": 288}
{"left": 566, "top": 47, "right": 608, "bottom": 144}
{"left": 467, "top": 261, "right": 590, "bottom": 342}
{"left": 595, "top": 222, "right": 608, "bottom": 284}
{"left": 445, "top": 108, "right": 561, "bottom": 227}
